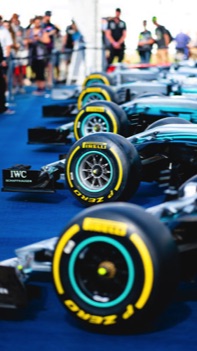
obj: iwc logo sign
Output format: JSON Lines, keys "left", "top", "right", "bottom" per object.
{"left": 10, "top": 170, "right": 27, "bottom": 178}
{"left": 3, "top": 169, "right": 33, "bottom": 185}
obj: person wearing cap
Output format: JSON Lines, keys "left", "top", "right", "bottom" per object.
{"left": 152, "top": 16, "right": 170, "bottom": 64}
{"left": 41, "top": 11, "right": 58, "bottom": 88}
{"left": 105, "top": 8, "right": 127, "bottom": 67}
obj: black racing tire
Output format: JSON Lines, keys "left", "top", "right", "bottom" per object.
{"left": 74, "top": 100, "right": 130, "bottom": 140}
{"left": 65, "top": 132, "right": 141, "bottom": 206}
{"left": 146, "top": 117, "right": 191, "bottom": 130}
{"left": 77, "top": 84, "right": 119, "bottom": 110}
{"left": 52, "top": 202, "right": 179, "bottom": 332}
{"left": 82, "top": 72, "right": 114, "bottom": 87}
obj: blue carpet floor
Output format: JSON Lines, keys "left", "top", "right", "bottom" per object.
{"left": 0, "top": 88, "right": 196, "bottom": 351}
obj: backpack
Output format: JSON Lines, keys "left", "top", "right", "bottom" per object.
{"left": 165, "top": 28, "right": 174, "bottom": 44}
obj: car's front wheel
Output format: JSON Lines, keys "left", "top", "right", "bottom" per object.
{"left": 53, "top": 202, "right": 179, "bottom": 332}
{"left": 74, "top": 100, "right": 129, "bottom": 140}
{"left": 65, "top": 133, "right": 141, "bottom": 206}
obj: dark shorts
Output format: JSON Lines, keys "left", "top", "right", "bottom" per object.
{"left": 31, "top": 59, "right": 46, "bottom": 81}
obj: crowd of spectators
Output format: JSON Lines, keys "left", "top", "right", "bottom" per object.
{"left": 0, "top": 10, "right": 84, "bottom": 107}
{"left": 1, "top": 8, "right": 197, "bottom": 114}
{"left": 102, "top": 11, "right": 197, "bottom": 66}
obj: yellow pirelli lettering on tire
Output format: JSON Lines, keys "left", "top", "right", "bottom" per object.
{"left": 130, "top": 233, "right": 154, "bottom": 309}
{"left": 122, "top": 304, "right": 135, "bottom": 319}
{"left": 85, "top": 106, "right": 105, "bottom": 113}
{"left": 65, "top": 300, "right": 117, "bottom": 325}
{"left": 82, "top": 142, "right": 107, "bottom": 149}
{"left": 77, "top": 87, "right": 111, "bottom": 110}
{"left": 110, "top": 147, "right": 123, "bottom": 191}
{"left": 66, "top": 146, "right": 80, "bottom": 188}
{"left": 53, "top": 224, "right": 80, "bottom": 294}
{"left": 82, "top": 217, "right": 127, "bottom": 236}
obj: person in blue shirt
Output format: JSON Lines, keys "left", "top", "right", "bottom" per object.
{"left": 174, "top": 31, "right": 191, "bottom": 60}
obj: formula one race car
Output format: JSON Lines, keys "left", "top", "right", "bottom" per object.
{"left": 43, "top": 61, "right": 197, "bottom": 118}
{"left": 84, "top": 65, "right": 164, "bottom": 85}
{"left": 42, "top": 65, "right": 181, "bottom": 119}
{"left": 44, "top": 77, "right": 178, "bottom": 115}
{"left": 65, "top": 121, "right": 197, "bottom": 206}
{"left": 2, "top": 119, "right": 197, "bottom": 204}
{"left": 28, "top": 95, "right": 197, "bottom": 144}
{"left": 78, "top": 67, "right": 197, "bottom": 107}
{"left": 0, "top": 176, "right": 197, "bottom": 332}
{"left": 73, "top": 95, "right": 197, "bottom": 140}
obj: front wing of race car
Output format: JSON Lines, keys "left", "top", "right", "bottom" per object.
{"left": 42, "top": 87, "right": 79, "bottom": 117}
{"left": 2, "top": 160, "right": 66, "bottom": 193}
{"left": 0, "top": 237, "right": 58, "bottom": 308}
{"left": 27, "top": 122, "right": 74, "bottom": 145}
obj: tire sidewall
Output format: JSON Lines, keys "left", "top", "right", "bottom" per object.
{"left": 82, "top": 72, "right": 113, "bottom": 87}
{"left": 77, "top": 84, "right": 119, "bottom": 110}
{"left": 65, "top": 133, "right": 141, "bottom": 205}
{"left": 74, "top": 101, "right": 129, "bottom": 140}
{"left": 53, "top": 202, "right": 179, "bottom": 330}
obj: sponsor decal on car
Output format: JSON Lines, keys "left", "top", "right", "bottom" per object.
{"left": 65, "top": 299, "right": 117, "bottom": 325}
{"left": 82, "top": 142, "right": 107, "bottom": 149}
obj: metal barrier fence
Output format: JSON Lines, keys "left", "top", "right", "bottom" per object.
{"left": 5, "top": 43, "right": 108, "bottom": 102}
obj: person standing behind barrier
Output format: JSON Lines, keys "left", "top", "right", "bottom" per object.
{"left": 62, "top": 20, "right": 85, "bottom": 83}
{"left": 137, "top": 20, "right": 154, "bottom": 64}
{"left": 53, "top": 27, "right": 62, "bottom": 82}
{"left": 101, "top": 17, "right": 112, "bottom": 70}
{"left": 0, "top": 15, "right": 13, "bottom": 63}
{"left": 174, "top": 30, "right": 191, "bottom": 61}
{"left": 0, "top": 15, "right": 13, "bottom": 94}
{"left": 62, "top": 20, "right": 76, "bottom": 80}
{"left": 27, "top": 16, "right": 50, "bottom": 95}
{"left": 41, "top": 11, "right": 58, "bottom": 88}
{"left": 10, "top": 14, "right": 28, "bottom": 94}
{"left": 105, "top": 8, "right": 127, "bottom": 67}
{"left": 0, "top": 42, "right": 15, "bottom": 114}
{"left": 152, "top": 16, "right": 171, "bottom": 64}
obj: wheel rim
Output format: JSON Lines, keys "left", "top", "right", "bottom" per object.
{"left": 82, "top": 92, "right": 106, "bottom": 106}
{"left": 76, "top": 151, "right": 113, "bottom": 192}
{"left": 81, "top": 113, "right": 110, "bottom": 136}
{"left": 68, "top": 236, "right": 135, "bottom": 308}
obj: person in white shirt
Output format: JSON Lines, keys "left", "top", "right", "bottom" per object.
{"left": 0, "top": 15, "right": 13, "bottom": 59}
{"left": 0, "top": 15, "right": 15, "bottom": 114}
